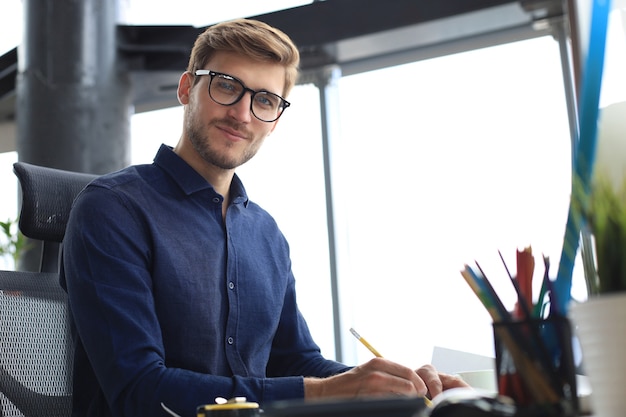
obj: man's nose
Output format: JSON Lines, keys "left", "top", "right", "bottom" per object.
{"left": 227, "top": 91, "right": 253, "bottom": 122}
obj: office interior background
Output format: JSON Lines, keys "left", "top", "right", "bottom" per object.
{"left": 1, "top": 0, "right": 625, "bottom": 369}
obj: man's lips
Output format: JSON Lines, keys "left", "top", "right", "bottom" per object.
{"left": 216, "top": 124, "right": 249, "bottom": 141}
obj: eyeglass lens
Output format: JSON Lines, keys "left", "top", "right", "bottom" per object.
{"left": 209, "top": 74, "right": 285, "bottom": 122}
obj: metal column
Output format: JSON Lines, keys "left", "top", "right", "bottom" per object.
{"left": 16, "top": 0, "right": 131, "bottom": 174}
{"left": 311, "top": 65, "right": 345, "bottom": 362}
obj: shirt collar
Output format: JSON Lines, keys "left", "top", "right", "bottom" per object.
{"left": 154, "top": 144, "right": 249, "bottom": 206}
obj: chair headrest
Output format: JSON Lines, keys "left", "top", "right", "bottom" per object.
{"left": 13, "top": 162, "right": 98, "bottom": 242}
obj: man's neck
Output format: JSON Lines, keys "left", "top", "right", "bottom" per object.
{"left": 172, "top": 140, "right": 235, "bottom": 198}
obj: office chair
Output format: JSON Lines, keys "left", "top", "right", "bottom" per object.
{"left": 0, "top": 162, "right": 97, "bottom": 417}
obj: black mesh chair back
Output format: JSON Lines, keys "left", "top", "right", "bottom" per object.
{"left": 1, "top": 163, "right": 99, "bottom": 416}
{"left": 0, "top": 271, "right": 72, "bottom": 417}
{"left": 13, "top": 162, "right": 98, "bottom": 272}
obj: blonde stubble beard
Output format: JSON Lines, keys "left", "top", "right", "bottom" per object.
{"left": 184, "top": 104, "right": 266, "bottom": 171}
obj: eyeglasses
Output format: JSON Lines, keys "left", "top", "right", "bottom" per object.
{"left": 194, "top": 69, "right": 290, "bottom": 122}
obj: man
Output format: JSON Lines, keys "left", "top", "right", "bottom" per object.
{"left": 61, "top": 18, "right": 466, "bottom": 417}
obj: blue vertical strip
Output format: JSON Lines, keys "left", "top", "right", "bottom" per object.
{"left": 554, "top": 0, "right": 611, "bottom": 314}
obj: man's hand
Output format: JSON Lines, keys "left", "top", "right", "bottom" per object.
{"left": 304, "top": 358, "right": 468, "bottom": 400}
{"left": 416, "top": 364, "right": 469, "bottom": 399}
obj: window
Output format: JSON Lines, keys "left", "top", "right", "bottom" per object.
{"left": 334, "top": 36, "right": 574, "bottom": 366}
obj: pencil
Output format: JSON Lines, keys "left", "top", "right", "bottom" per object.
{"left": 349, "top": 328, "right": 433, "bottom": 407}
{"left": 349, "top": 327, "right": 383, "bottom": 357}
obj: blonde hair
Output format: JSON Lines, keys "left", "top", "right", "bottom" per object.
{"left": 187, "top": 19, "right": 300, "bottom": 97}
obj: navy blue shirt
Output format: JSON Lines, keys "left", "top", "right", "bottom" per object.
{"left": 60, "top": 145, "right": 349, "bottom": 417}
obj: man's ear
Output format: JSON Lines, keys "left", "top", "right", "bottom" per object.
{"left": 177, "top": 72, "right": 193, "bottom": 105}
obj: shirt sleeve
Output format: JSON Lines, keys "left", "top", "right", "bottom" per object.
{"left": 61, "top": 185, "right": 313, "bottom": 417}
{"left": 266, "top": 272, "right": 351, "bottom": 378}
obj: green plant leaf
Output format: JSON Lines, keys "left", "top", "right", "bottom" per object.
{"left": 587, "top": 175, "right": 626, "bottom": 294}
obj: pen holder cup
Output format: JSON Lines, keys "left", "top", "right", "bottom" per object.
{"left": 493, "top": 316, "right": 578, "bottom": 416}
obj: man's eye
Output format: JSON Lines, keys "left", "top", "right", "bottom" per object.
{"left": 255, "top": 93, "right": 279, "bottom": 109}
{"left": 216, "top": 79, "right": 240, "bottom": 95}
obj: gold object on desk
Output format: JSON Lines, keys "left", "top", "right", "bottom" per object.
{"left": 197, "top": 397, "right": 260, "bottom": 417}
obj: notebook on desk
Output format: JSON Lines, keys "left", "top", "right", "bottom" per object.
{"left": 430, "top": 346, "right": 495, "bottom": 374}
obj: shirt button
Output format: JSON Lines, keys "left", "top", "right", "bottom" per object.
{"left": 227, "top": 337, "right": 234, "bottom": 345}
{"left": 228, "top": 282, "right": 235, "bottom": 290}
{"left": 212, "top": 197, "right": 221, "bottom": 204}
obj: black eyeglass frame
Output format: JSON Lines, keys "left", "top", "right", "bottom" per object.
{"left": 194, "top": 69, "right": 291, "bottom": 122}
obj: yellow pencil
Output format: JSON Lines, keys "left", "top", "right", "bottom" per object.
{"left": 349, "top": 328, "right": 433, "bottom": 407}
{"left": 349, "top": 327, "right": 383, "bottom": 357}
